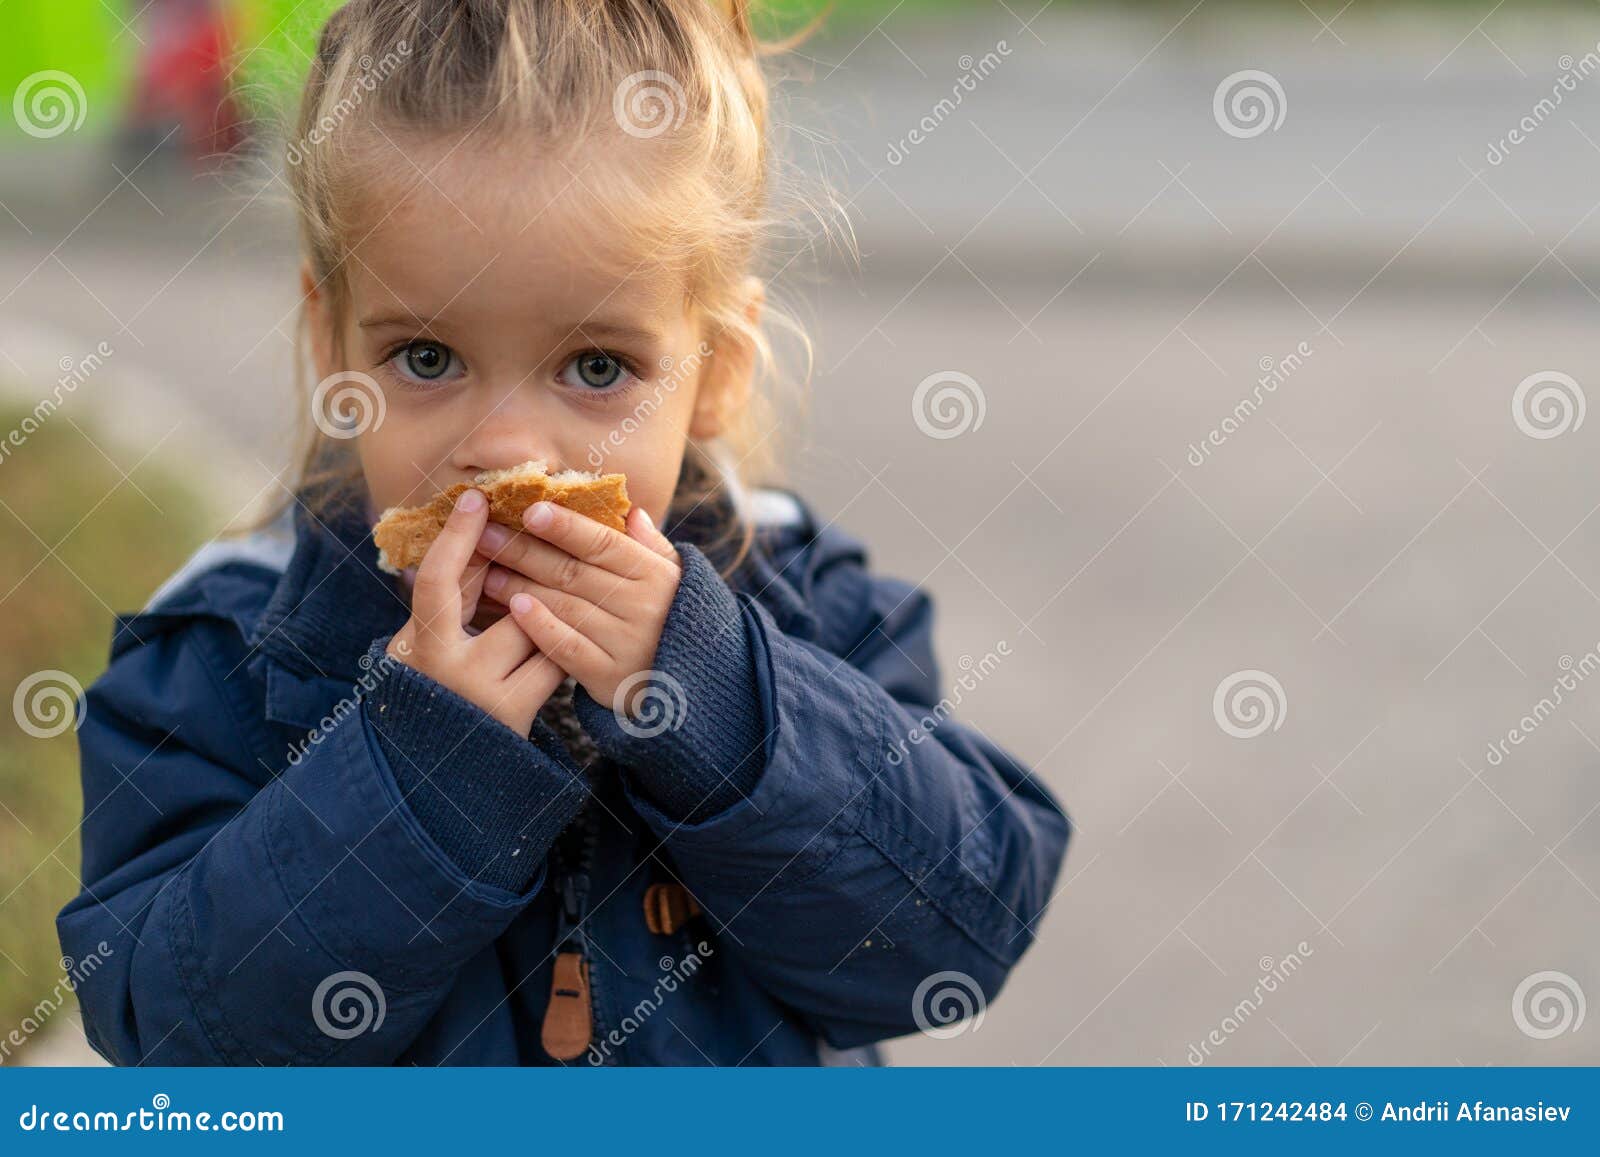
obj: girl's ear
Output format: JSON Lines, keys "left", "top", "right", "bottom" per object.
{"left": 689, "top": 278, "right": 764, "bottom": 441}
{"left": 301, "top": 263, "right": 338, "bottom": 381}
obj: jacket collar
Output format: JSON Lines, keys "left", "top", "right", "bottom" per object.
{"left": 246, "top": 497, "right": 409, "bottom": 727}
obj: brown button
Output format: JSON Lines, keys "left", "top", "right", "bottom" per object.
{"left": 541, "top": 949, "right": 592, "bottom": 1060}
{"left": 643, "top": 882, "right": 702, "bottom": 935}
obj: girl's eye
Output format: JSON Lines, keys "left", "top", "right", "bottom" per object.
{"left": 390, "top": 340, "right": 460, "bottom": 384}
{"left": 560, "top": 351, "right": 631, "bottom": 392}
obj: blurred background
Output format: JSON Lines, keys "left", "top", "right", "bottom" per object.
{"left": 3, "top": 0, "right": 1599, "bottom": 1066}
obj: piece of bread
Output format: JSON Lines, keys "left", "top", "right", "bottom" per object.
{"left": 372, "top": 459, "right": 630, "bottom": 574}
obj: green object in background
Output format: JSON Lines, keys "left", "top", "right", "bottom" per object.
{"left": 229, "top": 0, "right": 345, "bottom": 124}
{"left": 0, "top": 1, "right": 130, "bottom": 141}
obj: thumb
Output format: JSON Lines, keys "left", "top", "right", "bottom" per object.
{"left": 628, "top": 505, "right": 678, "bottom": 562}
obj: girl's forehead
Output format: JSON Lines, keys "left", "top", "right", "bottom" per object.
{"left": 348, "top": 128, "right": 681, "bottom": 264}
{"left": 341, "top": 135, "right": 690, "bottom": 324}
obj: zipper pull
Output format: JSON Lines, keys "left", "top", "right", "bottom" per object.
{"left": 541, "top": 948, "right": 593, "bottom": 1061}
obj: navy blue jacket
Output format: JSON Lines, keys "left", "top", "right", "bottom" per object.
{"left": 57, "top": 486, "right": 1069, "bottom": 1065}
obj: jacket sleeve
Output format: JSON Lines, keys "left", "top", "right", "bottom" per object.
{"left": 575, "top": 534, "right": 1071, "bottom": 1049}
{"left": 57, "top": 616, "right": 587, "bottom": 1065}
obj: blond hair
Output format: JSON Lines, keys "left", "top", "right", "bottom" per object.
{"left": 265, "top": 0, "right": 830, "bottom": 568}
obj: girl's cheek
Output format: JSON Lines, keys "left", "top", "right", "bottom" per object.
{"left": 358, "top": 424, "right": 450, "bottom": 511}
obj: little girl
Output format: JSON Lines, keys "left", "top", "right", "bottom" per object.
{"left": 58, "top": 0, "right": 1069, "bottom": 1066}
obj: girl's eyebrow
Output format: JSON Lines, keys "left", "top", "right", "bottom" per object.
{"left": 357, "top": 313, "right": 440, "bottom": 330}
{"left": 566, "top": 320, "right": 663, "bottom": 347}
{"left": 354, "top": 315, "right": 663, "bottom": 347}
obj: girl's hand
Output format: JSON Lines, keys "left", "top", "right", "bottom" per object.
{"left": 475, "top": 502, "right": 682, "bottom": 715}
{"left": 386, "top": 488, "right": 567, "bottom": 735}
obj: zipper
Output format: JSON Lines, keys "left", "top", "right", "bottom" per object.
{"left": 542, "top": 808, "right": 601, "bottom": 1062}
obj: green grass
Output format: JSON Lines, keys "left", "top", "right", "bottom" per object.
{"left": 0, "top": 405, "right": 206, "bottom": 1061}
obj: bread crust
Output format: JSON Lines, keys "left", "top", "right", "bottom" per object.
{"left": 372, "top": 464, "right": 630, "bottom": 574}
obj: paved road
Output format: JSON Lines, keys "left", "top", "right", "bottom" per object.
{"left": 4, "top": 5, "right": 1600, "bottom": 1066}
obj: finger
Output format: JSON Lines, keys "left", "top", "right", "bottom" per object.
{"left": 472, "top": 609, "right": 540, "bottom": 675}
{"left": 477, "top": 521, "right": 631, "bottom": 601}
{"left": 484, "top": 565, "right": 626, "bottom": 643}
{"left": 460, "top": 553, "right": 491, "bottom": 627}
{"left": 522, "top": 501, "right": 650, "bottom": 577}
{"left": 504, "top": 650, "right": 567, "bottom": 718}
{"left": 627, "top": 506, "right": 678, "bottom": 563}
{"left": 411, "top": 488, "right": 487, "bottom": 638}
{"left": 508, "top": 591, "right": 611, "bottom": 683}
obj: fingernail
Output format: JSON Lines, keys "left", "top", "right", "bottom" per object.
{"left": 639, "top": 507, "right": 656, "bottom": 531}
{"left": 484, "top": 568, "right": 505, "bottom": 597}
{"left": 510, "top": 593, "right": 534, "bottom": 614}
{"left": 479, "top": 522, "right": 510, "bottom": 550}
{"left": 524, "top": 502, "right": 553, "bottom": 530}
{"left": 457, "top": 488, "right": 485, "bottom": 512}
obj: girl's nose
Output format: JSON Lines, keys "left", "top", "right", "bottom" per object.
{"left": 456, "top": 382, "right": 559, "bottom": 474}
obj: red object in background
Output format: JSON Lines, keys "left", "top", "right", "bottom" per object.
{"left": 127, "top": 0, "right": 247, "bottom": 162}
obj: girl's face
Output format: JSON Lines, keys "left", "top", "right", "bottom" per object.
{"left": 305, "top": 132, "right": 751, "bottom": 532}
